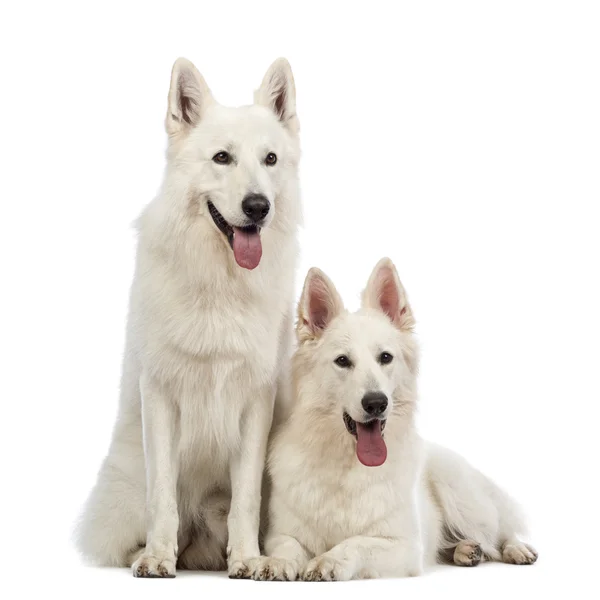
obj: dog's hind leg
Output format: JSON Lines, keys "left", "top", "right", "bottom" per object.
{"left": 75, "top": 361, "right": 149, "bottom": 567}
{"left": 452, "top": 540, "right": 483, "bottom": 566}
{"left": 501, "top": 537, "right": 538, "bottom": 565}
{"left": 75, "top": 454, "right": 147, "bottom": 567}
{"left": 427, "top": 443, "right": 537, "bottom": 564}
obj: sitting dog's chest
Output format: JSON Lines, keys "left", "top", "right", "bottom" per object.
{"left": 143, "top": 286, "right": 285, "bottom": 388}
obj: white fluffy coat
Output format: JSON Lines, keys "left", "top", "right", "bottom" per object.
{"left": 252, "top": 259, "right": 537, "bottom": 581}
{"left": 75, "top": 57, "right": 301, "bottom": 578}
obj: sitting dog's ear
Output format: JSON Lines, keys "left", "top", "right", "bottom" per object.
{"left": 362, "top": 258, "right": 415, "bottom": 332}
{"left": 255, "top": 58, "right": 299, "bottom": 134}
{"left": 166, "top": 58, "right": 214, "bottom": 136}
{"left": 297, "top": 268, "right": 344, "bottom": 342}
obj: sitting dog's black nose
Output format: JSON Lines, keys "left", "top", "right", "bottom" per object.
{"left": 362, "top": 392, "right": 388, "bottom": 416}
{"left": 242, "top": 194, "right": 270, "bottom": 223}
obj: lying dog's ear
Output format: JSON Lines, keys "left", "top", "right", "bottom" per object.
{"left": 255, "top": 58, "right": 299, "bottom": 134}
{"left": 297, "top": 268, "right": 344, "bottom": 342}
{"left": 166, "top": 58, "right": 214, "bottom": 136}
{"left": 362, "top": 258, "right": 415, "bottom": 332}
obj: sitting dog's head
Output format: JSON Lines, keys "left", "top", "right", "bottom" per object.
{"left": 164, "top": 57, "right": 300, "bottom": 270}
{"left": 294, "top": 258, "right": 418, "bottom": 467}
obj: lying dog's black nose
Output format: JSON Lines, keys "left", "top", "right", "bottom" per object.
{"left": 362, "top": 392, "right": 388, "bottom": 416}
{"left": 242, "top": 194, "right": 270, "bottom": 223}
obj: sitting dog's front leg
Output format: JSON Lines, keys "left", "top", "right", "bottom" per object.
{"left": 132, "top": 373, "right": 179, "bottom": 578}
{"left": 227, "top": 386, "right": 274, "bottom": 578}
{"left": 303, "top": 535, "right": 423, "bottom": 581}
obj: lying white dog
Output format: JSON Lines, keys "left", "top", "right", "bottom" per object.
{"left": 253, "top": 258, "right": 537, "bottom": 581}
{"left": 75, "top": 57, "right": 301, "bottom": 578}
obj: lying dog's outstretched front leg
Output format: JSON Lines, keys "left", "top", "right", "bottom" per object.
{"left": 132, "top": 373, "right": 179, "bottom": 578}
{"left": 251, "top": 534, "right": 310, "bottom": 581}
{"left": 227, "top": 387, "right": 274, "bottom": 578}
{"left": 303, "top": 535, "right": 422, "bottom": 581}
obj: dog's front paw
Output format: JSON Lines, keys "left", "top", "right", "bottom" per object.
{"left": 132, "top": 552, "right": 176, "bottom": 578}
{"left": 251, "top": 556, "right": 301, "bottom": 581}
{"left": 502, "top": 543, "right": 538, "bottom": 565}
{"left": 303, "top": 555, "right": 351, "bottom": 581}
{"left": 228, "top": 556, "right": 261, "bottom": 579}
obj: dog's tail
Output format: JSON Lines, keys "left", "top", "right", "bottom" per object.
{"left": 425, "top": 442, "right": 528, "bottom": 561}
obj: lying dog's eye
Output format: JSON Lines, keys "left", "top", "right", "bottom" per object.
{"left": 379, "top": 352, "right": 394, "bottom": 365}
{"left": 334, "top": 355, "right": 352, "bottom": 368}
{"left": 265, "top": 152, "right": 277, "bottom": 166}
{"left": 213, "top": 151, "right": 231, "bottom": 165}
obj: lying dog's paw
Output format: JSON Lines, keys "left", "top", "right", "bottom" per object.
{"left": 454, "top": 540, "right": 483, "bottom": 567}
{"left": 303, "top": 555, "right": 351, "bottom": 581}
{"left": 502, "top": 543, "right": 538, "bottom": 565}
{"left": 228, "top": 557, "right": 261, "bottom": 579}
{"left": 251, "top": 556, "right": 301, "bottom": 581}
{"left": 132, "top": 552, "right": 176, "bottom": 578}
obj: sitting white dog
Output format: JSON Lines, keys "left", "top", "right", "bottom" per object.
{"left": 252, "top": 258, "right": 537, "bottom": 581}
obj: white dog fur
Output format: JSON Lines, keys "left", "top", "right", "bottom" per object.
{"left": 75, "top": 57, "right": 302, "bottom": 578}
{"left": 253, "top": 259, "right": 537, "bottom": 581}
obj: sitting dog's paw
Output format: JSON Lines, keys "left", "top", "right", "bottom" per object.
{"left": 303, "top": 555, "right": 351, "bottom": 581}
{"left": 502, "top": 543, "right": 538, "bottom": 565}
{"left": 228, "top": 557, "right": 261, "bottom": 579}
{"left": 132, "top": 553, "right": 176, "bottom": 578}
{"left": 251, "top": 556, "right": 301, "bottom": 581}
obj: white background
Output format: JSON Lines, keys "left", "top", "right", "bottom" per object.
{"left": 1, "top": 1, "right": 598, "bottom": 598}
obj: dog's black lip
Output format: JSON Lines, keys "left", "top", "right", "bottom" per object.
{"left": 343, "top": 411, "right": 386, "bottom": 438}
{"left": 207, "top": 200, "right": 261, "bottom": 249}
{"left": 207, "top": 200, "right": 234, "bottom": 247}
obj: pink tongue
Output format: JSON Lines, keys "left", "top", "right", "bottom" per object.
{"left": 356, "top": 421, "right": 387, "bottom": 467}
{"left": 232, "top": 227, "right": 262, "bottom": 270}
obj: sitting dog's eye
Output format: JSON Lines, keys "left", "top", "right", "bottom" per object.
{"left": 334, "top": 355, "right": 352, "bottom": 368}
{"left": 213, "top": 151, "right": 231, "bottom": 165}
{"left": 379, "top": 352, "right": 394, "bottom": 365}
{"left": 265, "top": 152, "right": 277, "bottom": 166}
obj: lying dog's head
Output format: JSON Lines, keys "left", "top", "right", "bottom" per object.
{"left": 164, "top": 57, "right": 300, "bottom": 270}
{"left": 294, "top": 258, "right": 418, "bottom": 467}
